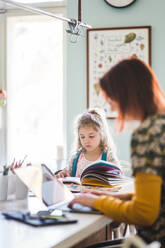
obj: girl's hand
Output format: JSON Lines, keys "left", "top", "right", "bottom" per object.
{"left": 55, "top": 170, "right": 70, "bottom": 178}
{"left": 69, "top": 193, "right": 99, "bottom": 208}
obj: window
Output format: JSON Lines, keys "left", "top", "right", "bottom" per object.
{"left": 17, "top": 0, "right": 63, "bottom": 2}
{"left": 5, "top": 8, "right": 65, "bottom": 168}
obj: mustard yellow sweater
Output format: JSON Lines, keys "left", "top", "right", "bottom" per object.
{"left": 94, "top": 172, "right": 162, "bottom": 226}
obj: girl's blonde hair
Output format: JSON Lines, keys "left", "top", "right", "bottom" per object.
{"left": 71, "top": 108, "right": 117, "bottom": 157}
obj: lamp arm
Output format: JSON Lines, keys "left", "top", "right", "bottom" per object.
{"left": 0, "top": 0, "right": 91, "bottom": 29}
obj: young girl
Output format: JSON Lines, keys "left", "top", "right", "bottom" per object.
{"left": 56, "top": 108, "right": 119, "bottom": 178}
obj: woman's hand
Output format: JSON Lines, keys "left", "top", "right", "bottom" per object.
{"left": 82, "top": 189, "right": 133, "bottom": 201}
{"left": 68, "top": 191, "right": 133, "bottom": 209}
{"left": 55, "top": 170, "right": 70, "bottom": 178}
{"left": 111, "top": 193, "right": 133, "bottom": 200}
{"left": 82, "top": 189, "right": 115, "bottom": 197}
{"left": 69, "top": 193, "right": 99, "bottom": 208}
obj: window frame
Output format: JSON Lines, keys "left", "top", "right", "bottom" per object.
{"left": 0, "top": 0, "right": 66, "bottom": 9}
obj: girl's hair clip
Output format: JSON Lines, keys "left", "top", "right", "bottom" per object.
{"left": 88, "top": 108, "right": 106, "bottom": 119}
{"left": 88, "top": 109, "right": 98, "bottom": 115}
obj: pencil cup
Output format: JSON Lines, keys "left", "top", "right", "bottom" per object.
{"left": 0, "top": 175, "right": 8, "bottom": 201}
{"left": 15, "top": 175, "right": 28, "bottom": 200}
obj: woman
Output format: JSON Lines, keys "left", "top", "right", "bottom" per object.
{"left": 69, "top": 57, "right": 165, "bottom": 246}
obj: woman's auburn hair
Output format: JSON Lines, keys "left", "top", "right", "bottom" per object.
{"left": 100, "top": 57, "right": 165, "bottom": 131}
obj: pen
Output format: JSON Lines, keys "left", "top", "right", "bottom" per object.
{"left": 19, "top": 155, "right": 28, "bottom": 167}
{"left": 14, "top": 162, "right": 18, "bottom": 169}
{"left": 10, "top": 158, "right": 15, "bottom": 172}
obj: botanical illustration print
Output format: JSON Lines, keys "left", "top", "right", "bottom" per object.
{"left": 131, "top": 114, "right": 165, "bottom": 244}
{"left": 88, "top": 27, "right": 150, "bottom": 117}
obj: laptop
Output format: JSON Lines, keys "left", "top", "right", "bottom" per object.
{"left": 14, "top": 164, "right": 101, "bottom": 215}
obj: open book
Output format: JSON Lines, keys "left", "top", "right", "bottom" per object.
{"left": 60, "top": 160, "right": 131, "bottom": 188}
{"left": 80, "top": 160, "right": 131, "bottom": 188}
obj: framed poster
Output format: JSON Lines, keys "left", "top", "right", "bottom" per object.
{"left": 87, "top": 26, "right": 151, "bottom": 118}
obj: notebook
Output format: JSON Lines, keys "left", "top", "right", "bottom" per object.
{"left": 14, "top": 164, "right": 101, "bottom": 215}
